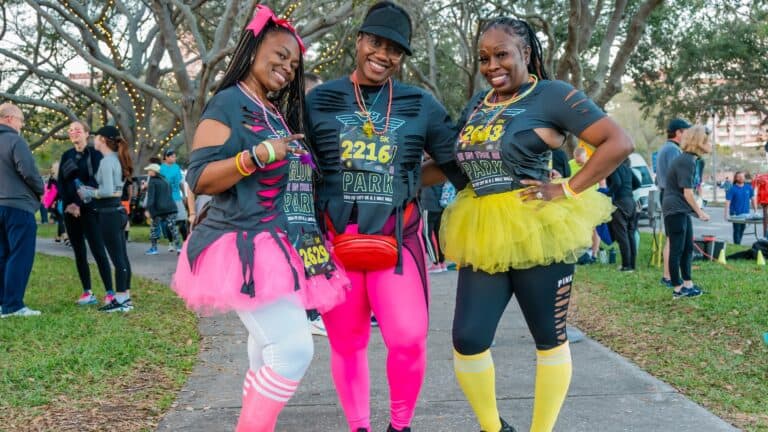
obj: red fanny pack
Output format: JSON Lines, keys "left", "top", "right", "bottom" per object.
{"left": 330, "top": 204, "right": 415, "bottom": 272}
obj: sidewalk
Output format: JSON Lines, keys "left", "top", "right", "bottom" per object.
{"left": 35, "top": 238, "right": 738, "bottom": 432}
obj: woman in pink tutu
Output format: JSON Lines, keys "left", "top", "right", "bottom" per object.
{"left": 172, "top": 6, "right": 348, "bottom": 431}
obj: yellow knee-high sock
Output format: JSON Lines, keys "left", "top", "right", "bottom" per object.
{"left": 454, "top": 349, "right": 502, "bottom": 432}
{"left": 531, "top": 342, "right": 572, "bottom": 432}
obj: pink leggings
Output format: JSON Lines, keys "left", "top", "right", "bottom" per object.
{"left": 322, "top": 246, "right": 430, "bottom": 431}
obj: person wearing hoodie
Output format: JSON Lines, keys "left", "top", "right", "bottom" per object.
{"left": 143, "top": 163, "right": 180, "bottom": 255}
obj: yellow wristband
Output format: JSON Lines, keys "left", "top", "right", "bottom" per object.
{"left": 234, "top": 152, "right": 250, "bottom": 176}
{"left": 562, "top": 181, "right": 579, "bottom": 199}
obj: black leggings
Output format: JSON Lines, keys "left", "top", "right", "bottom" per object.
{"left": 452, "top": 262, "right": 574, "bottom": 354}
{"left": 664, "top": 213, "right": 693, "bottom": 286}
{"left": 98, "top": 208, "right": 132, "bottom": 293}
{"left": 64, "top": 209, "right": 113, "bottom": 293}
{"left": 609, "top": 200, "right": 637, "bottom": 269}
{"left": 426, "top": 210, "right": 445, "bottom": 263}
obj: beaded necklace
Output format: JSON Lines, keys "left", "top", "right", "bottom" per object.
{"left": 238, "top": 82, "right": 315, "bottom": 167}
{"left": 460, "top": 74, "right": 539, "bottom": 146}
{"left": 350, "top": 70, "right": 393, "bottom": 138}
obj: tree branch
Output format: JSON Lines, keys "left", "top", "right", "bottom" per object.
{"left": 594, "top": 0, "right": 664, "bottom": 107}
{"left": 29, "top": 1, "right": 180, "bottom": 117}
{"left": 585, "top": 0, "right": 628, "bottom": 97}
{"left": 299, "top": 1, "right": 356, "bottom": 44}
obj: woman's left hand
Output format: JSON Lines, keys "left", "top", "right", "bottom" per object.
{"left": 519, "top": 180, "right": 565, "bottom": 202}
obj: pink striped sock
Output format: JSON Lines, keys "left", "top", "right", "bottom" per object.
{"left": 236, "top": 367, "right": 299, "bottom": 432}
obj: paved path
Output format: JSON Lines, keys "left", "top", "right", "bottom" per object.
{"left": 35, "top": 238, "right": 738, "bottom": 432}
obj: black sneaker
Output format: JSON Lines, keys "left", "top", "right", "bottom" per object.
{"left": 577, "top": 253, "right": 595, "bottom": 265}
{"left": 98, "top": 298, "right": 133, "bottom": 313}
{"left": 481, "top": 417, "right": 516, "bottom": 432}
{"left": 386, "top": 425, "right": 411, "bottom": 432}
{"left": 673, "top": 286, "right": 703, "bottom": 299}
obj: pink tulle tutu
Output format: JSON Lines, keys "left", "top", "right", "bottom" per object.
{"left": 172, "top": 231, "right": 349, "bottom": 315}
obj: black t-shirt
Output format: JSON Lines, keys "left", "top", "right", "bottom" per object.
{"left": 662, "top": 152, "right": 697, "bottom": 216}
{"left": 305, "top": 77, "right": 458, "bottom": 234}
{"left": 456, "top": 80, "right": 605, "bottom": 196}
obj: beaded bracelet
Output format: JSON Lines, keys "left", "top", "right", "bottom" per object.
{"left": 561, "top": 181, "right": 580, "bottom": 199}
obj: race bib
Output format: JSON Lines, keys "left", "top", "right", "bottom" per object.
{"left": 297, "top": 233, "right": 335, "bottom": 277}
{"left": 340, "top": 127, "right": 398, "bottom": 205}
{"left": 340, "top": 131, "right": 397, "bottom": 175}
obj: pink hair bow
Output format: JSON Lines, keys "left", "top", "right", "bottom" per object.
{"left": 246, "top": 5, "right": 306, "bottom": 53}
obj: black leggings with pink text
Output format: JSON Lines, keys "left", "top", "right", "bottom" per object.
{"left": 452, "top": 262, "right": 575, "bottom": 355}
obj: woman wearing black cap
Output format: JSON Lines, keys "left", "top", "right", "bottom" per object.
{"left": 58, "top": 120, "right": 114, "bottom": 306}
{"left": 305, "top": 2, "right": 467, "bottom": 431}
{"left": 77, "top": 125, "right": 135, "bottom": 312}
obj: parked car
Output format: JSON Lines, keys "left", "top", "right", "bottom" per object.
{"left": 629, "top": 153, "right": 657, "bottom": 218}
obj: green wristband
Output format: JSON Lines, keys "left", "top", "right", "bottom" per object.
{"left": 263, "top": 141, "right": 276, "bottom": 164}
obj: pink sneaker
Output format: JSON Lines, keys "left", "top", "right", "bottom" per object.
{"left": 103, "top": 293, "right": 116, "bottom": 305}
{"left": 76, "top": 292, "right": 98, "bottom": 305}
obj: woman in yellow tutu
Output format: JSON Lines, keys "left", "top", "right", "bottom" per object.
{"left": 443, "top": 17, "right": 633, "bottom": 432}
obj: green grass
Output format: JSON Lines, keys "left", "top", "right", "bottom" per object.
{"left": 36, "top": 222, "right": 153, "bottom": 244}
{"left": 571, "top": 233, "right": 768, "bottom": 431}
{"left": 0, "top": 254, "right": 198, "bottom": 431}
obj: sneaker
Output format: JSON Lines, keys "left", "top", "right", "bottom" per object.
{"left": 76, "top": 292, "right": 98, "bottom": 305}
{"left": 673, "top": 286, "right": 703, "bottom": 299}
{"left": 145, "top": 246, "right": 159, "bottom": 255}
{"left": 103, "top": 292, "right": 115, "bottom": 305}
{"left": 427, "top": 263, "right": 443, "bottom": 273}
{"left": 1, "top": 307, "right": 42, "bottom": 318}
{"left": 660, "top": 277, "right": 673, "bottom": 288}
{"left": 387, "top": 425, "right": 411, "bottom": 432}
{"left": 309, "top": 315, "right": 328, "bottom": 337}
{"left": 577, "top": 253, "right": 595, "bottom": 265}
{"left": 168, "top": 245, "right": 176, "bottom": 253}
{"left": 619, "top": 267, "right": 635, "bottom": 272}
{"left": 99, "top": 298, "right": 133, "bottom": 313}
{"left": 480, "top": 417, "right": 516, "bottom": 432}
{"left": 370, "top": 316, "right": 379, "bottom": 327}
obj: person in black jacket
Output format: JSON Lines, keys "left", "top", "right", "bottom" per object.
{"left": 143, "top": 163, "right": 180, "bottom": 255}
{"left": 606, "top": 158, "right": 640, "bottom": 271}
{"left": 58, "top": 120, "right": 114, "bottom": 305}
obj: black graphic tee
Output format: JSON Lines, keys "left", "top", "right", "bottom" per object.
{"left": 305, "top": 77, "right": 459, "bottom": 234}
{"left": 457, "top": 80, "right": 605, "bottom": 196}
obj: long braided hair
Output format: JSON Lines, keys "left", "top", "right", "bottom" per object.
{"left": 216, "top": 23, "right": 306, "bottom": 134}
{"left": 482, "top": 17, "right": 549, "bottom": 80}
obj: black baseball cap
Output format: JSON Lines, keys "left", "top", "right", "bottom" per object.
{"left": 94, "top": 125, "right": 120, "bottom": 140}
{"left": 163, "top": 149, "right": 176, "bottom": 158}
{"left": 667, "top": 118, "right": 691, "bottom": 133}
{"left": 359, "top": 2, "right": 412, "bottom": 56}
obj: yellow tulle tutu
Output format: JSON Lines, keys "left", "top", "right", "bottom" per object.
{"left": 440, "top": 185, "right": 614, "bottom": 273}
